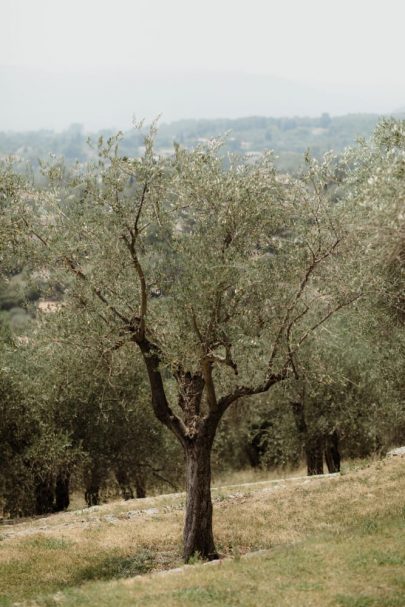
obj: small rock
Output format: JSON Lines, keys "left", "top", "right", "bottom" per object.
{"left": 387, "top": 446, "right": 405, "bottom": 457}
{"left": 204, "top": 558, "right": 223, "bottom": 566}
{"left": 126, "top": 511, "right": 140, "bottom": 518}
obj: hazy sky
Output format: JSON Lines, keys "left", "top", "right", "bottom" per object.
{"left": 3, "top": 0, "right": 405, "bottom": 85}
{"left": 1, "top": 0, "right": 405, "bottom": 129}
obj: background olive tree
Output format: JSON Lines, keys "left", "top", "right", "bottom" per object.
{"left": 26, "top": 307, "right": 182, "bottom": 506}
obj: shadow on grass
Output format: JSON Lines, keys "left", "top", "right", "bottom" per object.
{"left": 73, "top": 550, "right": 156, "bottom": 583}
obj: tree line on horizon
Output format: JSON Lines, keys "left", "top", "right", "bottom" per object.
{"left": 0, "top": 113, "right": 392, "bottom": 172}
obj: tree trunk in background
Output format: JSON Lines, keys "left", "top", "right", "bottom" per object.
{"left": 324, "top": 430, "right": 341, "bottom": 473}
{"left": 84, "top": 465, "right": 103, "bottom": 506}
{"left": 54, "top": 472, "right": 70, "bottom": 511}
{"left": 34, "top": 476, "right": 54, "bottom": 515}
{"left": 84, "top": 486, "right": 100, "bottom": 506}
{"left": 290, "top": 401, "right": 324, "bottom": 475}
{"left": 115, "top": 468, "right": 135, "bottom": 500}
{"left": 246, "top": 421, "right": 272, "bottom": 467}
{"left": 183, "top": 439, "right": 218, "bottom": 562}
{"left": 305, "top": 435, "right": 324, "bottom": 475}
{"left": 135, "top": 472, "right": 146, "bottom": 499}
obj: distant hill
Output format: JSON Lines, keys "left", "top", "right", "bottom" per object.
{"left": 0, "top": 112, "right": 388, "bottom": 171}
{"left": 1, "top": 65, "right": 404, "bottom": 131}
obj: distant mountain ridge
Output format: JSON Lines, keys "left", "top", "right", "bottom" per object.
{"left": 1, "top": 65, "right": 404, "bottom": 132}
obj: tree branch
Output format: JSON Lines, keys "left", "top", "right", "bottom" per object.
{"left": 295, "top": 293, "right": 362, "bottom": 351}
{"left": 122, "top": 233, "right": 147, "bottom": 335}
{"left": 64, "top": 256, "right": 130, "bottom": 324}
{"left": 189, "top": 305, "right": 204, "bottom": 344}
{"left": 134, "top": 181, "right": 148, "bottom": 234}
{"left": 268, "top": 237, "right": 341, "bottom": 367}
{"left": 217, "top": 369, "right": 288, "bottom": 416}
{"left": 201, "top": 359, "right": 218, "bottom": 410}
{"left": 136, "top": 335, "right": 188, "bottom": 447}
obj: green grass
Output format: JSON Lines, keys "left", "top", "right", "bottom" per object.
{"left": 0, "top": 457, "right": 404, "bottom": 606}
{"left": 73, "top": 550, "right": 156, "bottom": 583}
{"left": 14, "top": 510, "right": 405, "bottom": 607}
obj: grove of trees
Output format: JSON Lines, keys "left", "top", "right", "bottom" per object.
{"left": 0, "top": 113, "right": 387, "bottom": 172}
{"left": 0, "top": 118, "right": 404, "bottom": 561}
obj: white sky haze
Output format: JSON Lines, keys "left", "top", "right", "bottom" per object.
{"left": 1, "top": 0, "right": 404, "bottom": 129}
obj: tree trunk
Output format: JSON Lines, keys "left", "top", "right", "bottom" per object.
{"left": 290, "top": 401, "right": 325, "bottom": 475}
{"left": 183, "top": 439, "right": 218, "bottom": 562}
{"left": 246, "top": 421, "right": 272, "bottom": 467}
{"left": 135, "top": 472, "right": 146, "bottom": 499}
{"left": 84, "top": 485, "right": 100, "bottom": 507}
{"left": 84, "top": 466, "right": 102, "bottom": 506}
{"left": 34, "top": 476, "right": 55, "bottom": 515}
{"left": 54, "top": 473, "right": 70, "bottom": 511}
{"left": 306, "top": 435, "right": 324, "bottom": 475}
{"left": 324, "top": 430, "right": 341, "bottom": 473}
{"left": 136, "top": 337, "right": 218, "bottom": 561}
{"left": 115, "top": 468, "right": 134, "bottom": 500}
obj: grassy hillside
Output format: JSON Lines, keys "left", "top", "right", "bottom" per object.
{"left": 0, "top": 457, "right": 404, "bottom": 606}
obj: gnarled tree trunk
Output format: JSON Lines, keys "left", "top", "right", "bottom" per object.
{"left": 183, "top": 438, "right": 218, "bottom": 562}
{"left": 137, "top": 334, "right": 283, "bottom": 563}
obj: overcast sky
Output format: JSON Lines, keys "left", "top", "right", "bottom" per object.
{"left": 1, "top": 0, "right": 405, "bottom": 130}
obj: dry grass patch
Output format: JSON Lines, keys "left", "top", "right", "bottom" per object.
{"left": 214, "top": 459, "right": 403, "bottom": 552}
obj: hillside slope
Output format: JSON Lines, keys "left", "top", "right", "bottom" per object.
{"left": 0, "top": 457, "right": 404, "bottom": 606}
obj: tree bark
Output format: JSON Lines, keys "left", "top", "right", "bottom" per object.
{"left": 136, "top": 336, "right": 218, "bottom": 560}
{"left": 54, "top": 472, "right": 70, "bottom": 511}
{"left": 137, "top": 337, "right": 188, "bottom": 447}
{"left": 290, "top": 401, "right": 324, "bottom": 475}
{"left": 34, "top": 476, "right": 55, "bottom": 515}
{"left": 324, "top": 430, "right": 341, "bottom": 473}
{"left": 135, "top": 472, "right": 146, "bottom": 499}
{"left": 115, "top": 469, "right": 134, "bottom": 500}
{"left": 84, "top": 486, "right": 100, "bottom": 507}
{"left": 84, "top": 465, "right": 103, "bottom": 506}
{"left": 246, "top": 421, "right": 272, "bottom": 467}
{"left": 305, "top": 435, "right": 324, "bottom": 475}
{"left": 183, "top": 438, "right": 218, "bottom": 562}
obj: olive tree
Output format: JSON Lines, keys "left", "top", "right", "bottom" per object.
{"left": 16, "top": 127, "right": 362, "bottom": 560}
{"left": 342, "top": 119, "right": 405, "bottom": 445}
{"left": 283, "top": 309, "right": 404, "bottom": 474}
{"left": 0, "top": 335, "right": 82, "bottom": 517}
{"left": 27, "top": 306, "right": 181, "bottom": 506}
{"left": 341, "top": 119, "right": 404, "bottom": 314}
{"left": 281, "top": 119, "right": 405, "bottom": 473}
